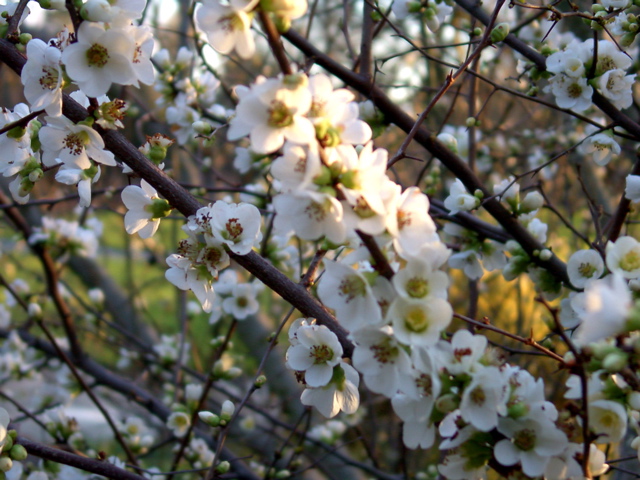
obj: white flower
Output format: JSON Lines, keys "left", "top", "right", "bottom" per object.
{"left": 392, "top": 393, "right": 437, "bottom": 449}
{"left": 437, "top": 329, "right": 487, "bottom": 375}
{"left": 39, "top": 116, "right": 116, "bottom": 168}
{"left": 300, "top": 362, "right": 359, "bottom": 418}
{"left": 449, "top": 250, "right": 484, "bottom": 280}
{"left": 166, "top": 411, "right": 191, "bottom": 438}
{"left": 221, "top": 283, "right": 260, "bottom": 319}
{"left": 573, "top": 273, "right": 632, "bottom": 346}
{"left": 228, "top": 75, "right": 316, "bottom": 154}
{"left": 317, "top": 259, "right": 382, "bottom": 331}
{"left": 21, "top": 39, "right": 63, "bottom": 116}
{"left": 567, "top": 249, "right": 604, "bottom": 288}
{"left": 61, "top": 22, "right": 136, "bottom": 97}
{"left": 596, "top": 69, "right": 635, "bottom": 109}
{"left": 588, "top": 399, "right": 627, "bottom": 444}
{"left": 55, "top": 160, "right": 100, "bottom": 207}
{"left": 195, "top": 0, "right": 259, "bottom": 59}
{"left": 606, "top": 236, "right": 640, "bottom": 278}
{"left": 387, "top": 296, "right": 452, "bottom": 347}
{"left": 388, "top": 186, "right": 438, "bottom": 256}
{"left": 165, "top": 253, "right": 216, "bottom": 313}
{"left": 392, "top": 258, "right": 449, "bottom": 301}
{"left": 625, "top": 174, "right": 640, "bottom": 203}
{"left": 444, "top": 179, "right": 479, "bottom": 215}
{"left": 351, "top": 326, "right": 412, "bottom": 395}
{"left": 494, "top": 417, "right": 568, "bottom": 478}
{"left": 579, "top": 132, "right": 621, "bottom": 166}
{"left": 210, "top": 201, "right": 262, "bottom": 255}
{"left": 547, "top": 75, "right": 593, "bottom": 111}
{"left": 459, "top": 366, "right": 508, "bottom": 432}
{"left": 307, "top": 73, "right": 372, "bottom": 146}
{"left": 122, "top": 180, "right": 172, "bottom": 239}
{"left": 286, "top": 324, "right": 343, "bottom": 387}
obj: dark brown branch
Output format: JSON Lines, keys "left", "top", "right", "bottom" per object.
{"left": 17, "top": 437, "right": 146, "bottom": 480}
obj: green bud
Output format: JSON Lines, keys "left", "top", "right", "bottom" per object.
{"left": 198, "top": 411, "right": 221, "bottom": 427}
{"left": 192, "top": 120, "right": 213, "bottom": 135}
{"left": 507, "top": 401, "right": 529, "bottom": 419}
{"left": 370, "top": 10, "right": 382, "bottom": 21}
{"left": 255, "top": 375, "right": 267, "bottom": 387}
{"left": 0, "top": 457, "right": 12, "bottom": 473}
{"left": 435, "top": 393, "right": 458, "bottom": 413}
{"left": 9, "top": 445, "right": 27, "bottom": 461}
{"left": 274, "top": 16, "right": 291, "bottom": 33}
{"left": 490, "top": 23, "right": 510, "bottom": 43}
{"left": 148, "top": 145, "right": 167, "bottom": 163}
{"left": 38, "top": 0, "right": 52, "bottom": 8}
{"left": 339, "top": 170, "right": 359, "bottom": 189}
{"left": 408, "top": 1, "right": 422, "bottom": 13}
{"left": 603, "top": 351, "right": 629, "bottom": 372}
{"left": 7, "top": 126, "right": 26, "bottom": 140}
{"left": 73, "top": 0, "right": 83, "bottom": 8}
{"left": 215, "top": 461, "right": 230, "bottom": 474}
{"left": 19, "top": 33, "right": 32, "bottom": 45}
{"left": 3, "top": 436, "right": 13, "bottom": 452}
{"left": 275, "top": 470, "right": 291, "bottom": 479}
{"left": 592, "top": 4, "right": 605, "bottom": 12}
{"left": 465, "top": 117, "right": 476, "bottom": 128}
{"left": 472, "top": 27, "right": 483, "bottom": 36}
{"left": 146, "top": 198, "right": 173, "bottom": 220}
{"left": 621, "top": 32, "right": 637, "bottom": 47}
{"left": 540, "top": 45, "right": 555, "bottom": 56}
{"left": 526, "top": 86, "right": 539, "bottom": 96}
{"left": 28, "top": 168, "right": 43, "bottom": 183}
{"left": 313, "top": 165, "right": 332, "bottom": 186}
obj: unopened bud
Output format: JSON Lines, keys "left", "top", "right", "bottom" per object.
{"left": 520, "top": 191, "right": 544, "bottom": 213}
{"left": 255, "top": 375, "right": 267, "bottom": 388}
{"left": 0, "top": 457, "right": 12, "bottom": 473}
{"left": 220, "top": 400, "right": 235, "bottom": 421}
{"left": 603, "top": 351, "right": 629, "bottom": 372}
{"left": 215, "top": 461, "right": 230, "bottom": 474}
{"left": 539, "top": 249, "right": 552, "bottom": 261}
{"left": 490, "top": 23, "right": 510, "bottom": 43}
{"left": 198, "top": 411, "right": 221, "bottom": 427}
{"left": 10, "top": 444, "right": 27, "bottom": 461}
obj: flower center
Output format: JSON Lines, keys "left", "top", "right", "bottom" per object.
{"left": 415, "top": 373, "right": 433, "bottom": 395}
{"left": 369, "top": 338, "right": 398, "bottom": 364}
{"left": 404, "top": 307, "right": 429, "bottom": 333}
{"left": 578, "top": 262, "right": 597, "bottom": 279}
{"left": 39, "top": 66, "right": 59, "bottom": 90}
{"left": 397, "top": 210, "right": 411, "bottom": 230}
{"left": 63, "top": 132, "right": 87, "bottom": 156}
{"left": 310, "top": 344, "right": 334, "bottom": 364}
{"left": 304, "top": 200, "right": 328, "bottom": 222}
{"left": 567, "top": 82, "right": 583, "bottom": 99}
{"left": 86, "top": 44, "right": 110, "bottom": 68}
{"left": 469, "top": 385, "right": 486, "bottom": 405}
{"left": 224, "top": 218, "right": 244, "bottom": 240}
{"left": 620, "top": 250, "right": 640, "bottom": 272}
{"left": 513, "top": 428, "right": 536, "bottom": 451}
{"left": 406, "top": 277, "right": 429, "bottom": 298}
{"left": 268, "top": 100, "right": 294, "bottom": 128}
{"left": 338, "top": 275, "right": 367, "bottom": 303}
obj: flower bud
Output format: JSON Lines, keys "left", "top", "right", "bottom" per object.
{"left": 465, "top": 117, "right": 476, "bottom": 128}
{"left": 215, "top": 461, "right": 230, "bottom": 474}
{"left": 255, "top": 375, "right": 267, "bottom": 387}
{"left": 0, "top": 457, "right": 12, "bottom": 473}
{"left": 220, "top": 400, "right": 235, "bottom": 421}
{"left": 28, "top": 302, "right": 42, "bottom": 319}
{"left": 192, "top": 121, "right": 213, "bottom": 135}
{"left": 520, "top": 191, "right": 544, "bottom": 213}
{"left": 275, "top": 470, "right": 291, "bottom": 479}
{"left": 603, "top": 351, "right": 629, "bottom": 372}
{"left": 198, "top": 411, "right": 221, "bottom": 427}
{"left": 490, "top": 23, "right": 510, "bottom": 43}
{"left": 10, "top": 444, "right": 27, "bottom": 461}
{"left": 539, "top": 249, "right": 552, "bottom": 261}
